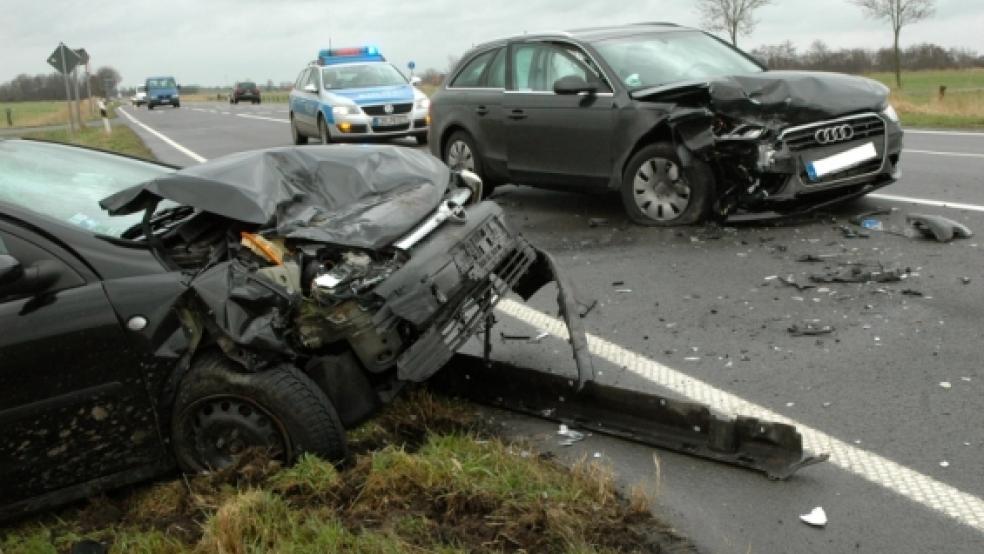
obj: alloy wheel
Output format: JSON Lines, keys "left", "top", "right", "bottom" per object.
{"left": 446, "top": 140, "right": 475, "bottom": 171}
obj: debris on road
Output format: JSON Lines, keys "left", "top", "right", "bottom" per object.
{"left": 587, "top": 217, "right": 609, "bottom": 228}
{"left": 860, "top": 218, "right": 884, "bottom": 231}
{"left": 615, "top": 288, "right": 633, "bottom": 294}
{"left": 940, "top": 381, "right": 952, "bottom": 389}
{"left": 906, "top": 213, "right": 974, "bottom": 243}
{"left": 501, "top": 333, "right": 533, "bottom": 342}
{"left": 531, "top": 331, "right": 551, "bottom": 344}
{"left": 799, "top": 506, "right": 828, "bottom": 528}
{"left": 557, "top": 424, "right": 586, "bottom": 446}
{"left": 961, "top": 276, "right": 972, "bottom": 285}
{"left": 901, "top": 289, "right": 924, "bottom": 297}
{"left": 838, "top": 224, "right": 870, "bottom": 239}
{"left": 779, "top": 274, "right": 816, "bottom": 291}
{"left": 796, "top": 253, "right": 839, "bottom": 263}
{"left": 579, "top": 299, "right": 599, "bottom": 319}
{"left": 850, "top": 208, "right": 892, "bottom": 226}
{"left": 788, "top": 321, "right": 835, "bottom": 336}
{"left": 940, "top": 461, "right": 950, "bottom": 468}
{"left": 810, "top": 264, "right": 907, "bottom": 284}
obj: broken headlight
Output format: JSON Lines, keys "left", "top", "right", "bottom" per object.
{"left": 881, "top": 104, "right": 900, "bottom": 123}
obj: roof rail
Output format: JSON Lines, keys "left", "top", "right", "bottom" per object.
{"left": 629, "top": 21, "right": 680, "bottom": 27}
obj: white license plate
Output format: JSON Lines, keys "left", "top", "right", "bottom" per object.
{"left": 805, "top": 142, "right": 878, "bottom": 181}
{"left": 373, "top": 115, "right": 408, "bottom": 127}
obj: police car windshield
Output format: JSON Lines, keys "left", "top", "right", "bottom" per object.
{"left": 322, "top": 64, "right": 407, "bottom": 90}
{"left": 593, "top": 31, "right": 763, "bottom": 89}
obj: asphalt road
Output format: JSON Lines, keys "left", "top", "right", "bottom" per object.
{"left": 117, "top": 102, "right": 984, "bottom": 553}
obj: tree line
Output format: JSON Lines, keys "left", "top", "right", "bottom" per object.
{"left": 750, "top": 41, "right": 983, "bottom": 73}
{"left": 0, "top": 66, "right": 121, "bottom": 102}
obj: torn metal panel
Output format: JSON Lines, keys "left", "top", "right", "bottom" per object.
{"left": 431, "top": 355, "right": 827, "bottom": 480}
{"left": 906, "top": 213, "right": 974, "bottom": 243}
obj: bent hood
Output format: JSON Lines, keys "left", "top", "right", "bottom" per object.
{"left": 101, "top": 145, "right": 452, "bottom": 249}
{"left": 633, "top": 71, "right": 890, "bottom": 126}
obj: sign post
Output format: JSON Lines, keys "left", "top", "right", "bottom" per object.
{"left": 46, "top": 43, "right": 82, "bottom": 136}
{"left": 407, "top": 60, "right": 416, "bottom": 78}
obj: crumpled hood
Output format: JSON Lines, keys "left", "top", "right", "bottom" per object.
{"left": 633, "top": 71, "right": 890, "bottom": 126}
{"left": 100, "top": 145, "right": 452, "bottom": 250}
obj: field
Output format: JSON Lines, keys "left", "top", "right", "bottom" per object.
{"left": 867, "top": 69, "right": 984, "bottom": 129}
{"left": 20, "top": 123, "right": 154, "bottom": 160}
{"left": 0, "top": 100, "right": 110, "bottom": 128}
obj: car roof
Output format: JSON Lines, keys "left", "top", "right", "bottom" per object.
{"left": 500, "top": 22, "right": 691, "bottom": 44}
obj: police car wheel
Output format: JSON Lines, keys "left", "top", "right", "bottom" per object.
{"left": 318, "top": 116, "right": 332, "bottom": 144}
{"left": 290, "top": 114, "right": 308, "bottom": 145}
{"left": 621, "top": 142, "right": 711, "bottom": 227}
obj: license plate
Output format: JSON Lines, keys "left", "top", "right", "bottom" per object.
{"left": 805, "top": 142, "right": 878, "bottom": 181}
{"left": 373, "top": 115, "right": 408, "bottom": 127}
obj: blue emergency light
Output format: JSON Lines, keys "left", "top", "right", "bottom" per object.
{"left": 317, "top": 46, "right": 386, "bottom": 65}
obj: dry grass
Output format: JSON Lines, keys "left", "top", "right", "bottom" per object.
{"left": 19, "top": 123, "right": 156, "bottom": 160}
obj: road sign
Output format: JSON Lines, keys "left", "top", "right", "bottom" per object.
{"left": 46, "top": 43, "right": 81, "bottom": 74}
{"left": 74, "top": 48, "right": 89, "bottom": 65}
{"left": 407, "top": 60, "right": 416, "bottom": 70}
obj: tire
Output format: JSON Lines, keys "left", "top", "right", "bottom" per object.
{"left": 173, "top": 102, "right": 180, "bottom": 108}
{"left": 171, "top": 352, "right": 348, "bottom": 472}
{"left": 147, "top": 103, "right": 154, "bottom": 110}
{"left": 290, "top": 113, "right": 308, "bottom": 145}
{"left": 413, "top": 132, "right": 428, "bottom": 146}
{"left": 318, "top": 115, "right": 331, "bottom": 144}
{"left": 621, "top": 142, "right": 711, "bottom": 226}
{"left": 257, "top": 99, "right": 261, "bottom": 105}
{"left": 443, "top": 131, "right": 495, "bottom": 197}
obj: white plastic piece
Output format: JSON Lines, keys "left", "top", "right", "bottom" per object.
{"left": 799, "top": 506, "right": 828, "bottom": 527}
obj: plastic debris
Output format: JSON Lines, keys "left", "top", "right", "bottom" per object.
{"left": 578, "top": 299, "right": 598, "bottom": 319}
{"left": 810, "top": 264, "right": 906, "bottom": 284}
{"left": 557, "top": 424, "right": 585, "bottom": 446}
{"left": 838, "top": 225, "right": 870, "bottom": 239}
{"left": 906, "top": 213, "right": 973, "bottom": 243}
{"left": 530, "top": 331, "right": 551, "bottom": 344}
{"left": 587, "top": 217, "right": 609, "bottom": 228}
{"left": 797, "top": 253, "right": 838, "bottom": 263}
{"left": 940, "top": 461, "right": 950, "bottom": 468}
{"left": 940, "top": 381, "right": 952, "bottom": 389}
{"left": 961, "top": 277, "right": 972, "bottom": 285}
{"left": 799, "top": 506, "right": 828, "bottom": 527}
{"left": 500, "top": 332, "right": 532, "bottom": 342}
{"left": 850, "top": 208, "right": 892, "bottom": 226}
{"left": 615, "top": 289, "right": 633, "bottom": 294}
{"left": 788, "top": 321, "right": 834, "bottom": 336}
{"left": 860, "top": 218, "right": 884, "bottom": 231}
{"left": 779, "top": 274, "right": 816, "bottom": 291}
{"left": 901, "top": 289, "right": 924, "bottom": 296}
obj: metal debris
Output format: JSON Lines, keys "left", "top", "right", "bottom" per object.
{"left": 810, "top": 264, "right": 907, "bottom": 284}
{"left": 901, "top": 289, "right": 924, "bottom": 296}
{"left": 961, "top": 277, "right": 972, "bottom": 285}
{"left": 788, "top": 321, "right": 834, "bottom": 336}
{"left": 838, "top": 225, "right": 870, "bottom": 239}
{"left": 796, "top": 253, "right": 838, "bottom": 263}
{"left": 587, "top": 217, "right": 609, "bottom": 228}
{"left": 530, "top": 331, "right": 551, "bottom": 344}
{"left": 500, "top": 332, "right": 532, "bottom": 342}
{"left": 778, "top": 274, "right": 816, "bottom": 291}
{"left": 557, "top": 424, "right": 586, "bottom": 446}
{"left": 799, "top": 506, "right": 828, "bottom": 528}
{"left": 579, "top": 299, "right": 599, "bottom": 319}
{"left": 906, "top": 213, "right": 973, "bottom": 243}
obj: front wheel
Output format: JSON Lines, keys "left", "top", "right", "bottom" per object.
{"left": 170, "top": 352, "right": 348, "bottom": 472}
{"left": 318, "top": 116, "right": 331, "bottom": 144}
{"left": 620, "top": 142, "right": 711, "bottom": 226}
{"left": 290, "top": 114, "right": 308, "bottom": 145}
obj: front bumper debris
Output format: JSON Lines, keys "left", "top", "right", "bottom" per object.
{"left": 431, "top": 355, "right": 827, "bottom": 480}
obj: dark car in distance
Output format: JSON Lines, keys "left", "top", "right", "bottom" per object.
{"left": 231, "top": 81, "right": 261, "bottom": 104}
{"left": 0, "top": 139, "right": 589, "bottom": 521}
{"left": 429, "top": 22, "right": 903, "bottom": 225}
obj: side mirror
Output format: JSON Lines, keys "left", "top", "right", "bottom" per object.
{"left": 303, "top": 83, "right": 318, "bottom": 93}
{"left": 553, "top": 75, "right": 597, "bottom": 95}
{"left": 410, "top": 76, "right": 422, "bottom": 86}
{"left": 0, "top": 254, "right": 23, "bottom": 286}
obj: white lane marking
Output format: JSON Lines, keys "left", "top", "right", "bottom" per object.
{"left": 117, "top": 108, "right": 206, "bottom": 163}
{"left": 905, "top": 149, "right": 984, "bottom": 159}
{"left": 220, "top": 111, "right": 231, "bottom": 115}
{"left": 869, "top": 193, "right": 984, "bottom": 213}
{"left": 237, "top": 113, "right": 289, "bottom": 124}
{"left": 906, "top": 129, "right": 984, "bottom": 137}
{"left": 494, "top": 298, "right": 984, "bottom": 533}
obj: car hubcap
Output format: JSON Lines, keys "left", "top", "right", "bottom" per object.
{"left": 188, "top": 396, "right": 289, "bottom": 469}
{"left": 319, "top": 120, "right": 329, "bottom": 144}
{"left": 446, "top": 141, "right": 475, "bottom": 171}
{"left": 633, "top": 157, "right": 690, "bottom": 221}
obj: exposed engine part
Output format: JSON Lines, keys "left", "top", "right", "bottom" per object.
{"left": 296, "top": 299, "right": 403, "bottom": 372}
{"left": 310, "top": 251, "right": 399, "bottom": 306}
{"left": 256, "top": 261, "right": 302, "bottom": 295}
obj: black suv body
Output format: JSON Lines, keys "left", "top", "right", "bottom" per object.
{"left": 429, "top": 23, "right": 903, "bottom": 225}
{"left": 232, "top": 81, "right": 261, "bottom": 104}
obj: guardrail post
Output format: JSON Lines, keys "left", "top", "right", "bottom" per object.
{"left": 938, "top": 85, "right": 947, "bottom": 100}
{"left": 5, "top": 108, "right": 11, "bottom": 127}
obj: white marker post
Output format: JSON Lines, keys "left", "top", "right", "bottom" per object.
{"left": 98, "top": 99, "right": 111, "bottom": 135}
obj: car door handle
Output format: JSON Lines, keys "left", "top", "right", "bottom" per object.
{"left": 475, "top": 105, "right": 489, "bottom": 116}
{"left": 508, "top": 109, "right": 526, "bottom": 120}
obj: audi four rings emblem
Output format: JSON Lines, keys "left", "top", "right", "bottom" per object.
{"left": 814, "top": 124, "right": 855, "bottom": 144}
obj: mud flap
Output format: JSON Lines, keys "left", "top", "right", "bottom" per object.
{"left": 509, "top": 248, "right": 595, "bottom": 389}
{"left": 430, "top": 354, "right": 828, "bottom": 480}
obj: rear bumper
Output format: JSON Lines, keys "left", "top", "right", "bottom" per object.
{"left": 234, "top": 93, "right": 260, "bottom": 101}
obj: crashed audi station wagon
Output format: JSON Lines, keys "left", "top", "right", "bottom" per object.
{"left": 429, "top": 22, "right": 903, "bottom": 225}
{"left": 0, "top": 140, "right": 590, "bottom": 519}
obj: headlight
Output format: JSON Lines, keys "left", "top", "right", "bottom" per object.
{"left": 332, "top": 105, "right": 360, "bottom": 116}
{"left": 881, "top": 104, "right": 899, "bottom": 123}
{"left": 415, "top": 97, "right": 430, "bottom": 110}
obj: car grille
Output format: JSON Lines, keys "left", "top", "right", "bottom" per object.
{"left": 373, "top": 122, "right": 411, "bottom": 132}
{"left": 782, "top": 115, "right": 885, "bottom": 152}
{"left": 361, "top": 103, "right": 412, "bottom": 115}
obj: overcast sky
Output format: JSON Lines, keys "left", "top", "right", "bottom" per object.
{"left": 2, "top": 0, "right": 982, "bottom": 87}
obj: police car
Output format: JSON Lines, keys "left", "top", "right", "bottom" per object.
{"left": 288, "top": 47, "right": 430, "bottom": 145}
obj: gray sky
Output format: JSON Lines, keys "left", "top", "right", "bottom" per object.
{"left": 2, "top": 0, "right": 982, "bottom": 87}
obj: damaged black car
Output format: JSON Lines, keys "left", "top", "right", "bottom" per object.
{"left": 0, "top": 139, "right": 591, "bottom": 520}
{"left": 429, "top": 21, "right": 903, "bottom": 225}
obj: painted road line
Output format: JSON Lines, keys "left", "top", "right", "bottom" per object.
{"left": 98, "top": 113, "right": 984, "bottom": 534}
{"left": 117, "top": 108, "right": 206, "bottom": 163}
{"left": 904, "top": 149, "right": 984, "bottom": 159}
{"left": 494, "top": 298, "right": 984, "bottom": 534}
{"left": 905, "top": 129, "right": 984, "bottom": 137}
{"left": 868, "top": 193, "right": 984, "bottom": 213}
{"left": 237, "top": 113, "right": 289, "bottom": 124}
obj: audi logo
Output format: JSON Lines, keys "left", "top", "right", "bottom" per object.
{"left": 814, "top": 124, "right": 855, "bottom": 145}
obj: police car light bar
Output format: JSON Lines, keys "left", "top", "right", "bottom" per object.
{"left": 317, "top": 46, "right": 385, "bottom": 65}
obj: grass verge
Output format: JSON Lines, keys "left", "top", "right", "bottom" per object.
{"left": 1, "top": 100, "right": 117, "bottom": 129}
{"left": 20, "top": 123, "right": 155, "bottom": 160}
{"left": 0, "top": 391, "right": 686, "bottom": 553}
{"left": 868, "top": 69, "right": 984, "bottom": 129}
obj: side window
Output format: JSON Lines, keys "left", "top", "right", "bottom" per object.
{"left": 450, "top": 50, "right": 495, "bottom": 88}
{"left": 306, "top": 69, "right": 320, "bottom": 90}
{"left": 511, "top": 42, "right": 612, "bottom": 93}
{"left": 294, "top": 69, "right": 308, "bottom": 89}
{"left": 0, "top": 230, "right": 84, "bottom": 302}
{"left": 511, "top": 44, "right": 540, "bottom": 91}
{"left": 485, "top": 48, "right": 506, "bottom": 89}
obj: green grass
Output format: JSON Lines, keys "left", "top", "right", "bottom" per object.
{"left": 20, "top": 123, "right": 155, "bottom": 160}
{"left": 0, "top": 392, "right": 681, "bottom": 553}
{"left": 0, "top": 100, "right": 116, "bottom": 128}
{"left": 866, "top": 69, "right": 984, "bottom": 129}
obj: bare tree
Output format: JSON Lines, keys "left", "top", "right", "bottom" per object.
{"left": 696, "top": 0, "right": 774, "bottom": 46}
{"left": 851, "top": 0, "right": 935, "bottom": 88}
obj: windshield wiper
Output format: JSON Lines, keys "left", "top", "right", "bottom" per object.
{"left": 120, "top": 205, "right": 194, "bottom": 240}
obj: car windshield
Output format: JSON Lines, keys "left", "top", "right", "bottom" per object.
{"left": 322, "top": 64, "right": 407, "bottom": 89}
{"left": 0, "top": 140, "right": 172, "bottom": 237}
{"left": 147, "top": 77, "right": 176, "bottom": 89}
{"left": 593, "top": 31, "right": 763, "bottom": 89}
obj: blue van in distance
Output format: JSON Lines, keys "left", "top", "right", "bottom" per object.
{"left": 145, "top": 76, "right": 180, "bottom": 109}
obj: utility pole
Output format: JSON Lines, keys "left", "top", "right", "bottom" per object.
{"left": 58, "top": 44, "right": 76, "bottom": 135}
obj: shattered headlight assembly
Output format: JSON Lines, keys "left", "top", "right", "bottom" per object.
{"left": 881, "top": 104, "right": 900, "bottom": 123}
{"left": 332, "top": 104, "right": 360, "bottom": 116}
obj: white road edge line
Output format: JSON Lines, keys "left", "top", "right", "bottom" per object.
{"left": 904, "top": 149, "right": 984, "bottom": 159}
{"left": 494, "top": 298, "right": 984, "bottom": 534}
{"left": 237, "top": 113, "right": 289, "bottom": 124}
{"left": 105, "top": 113, "right": 984, "bottom": 533}
{"left": 117, "top": 108, "right": 207, "bottom": 163}
{"left": 868, "top": 193, "right": 984, "bottom": 213}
